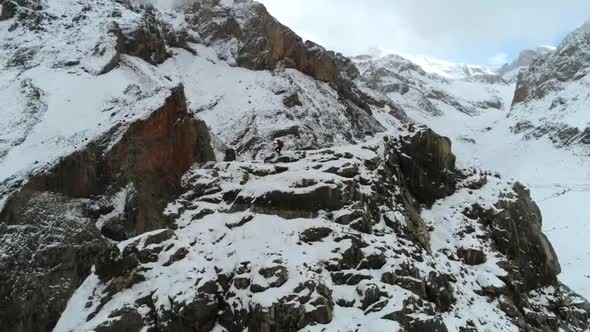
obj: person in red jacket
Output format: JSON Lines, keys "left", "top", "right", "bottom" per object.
{"left": 274, "top": 139, "right": 285, "bottom": 156}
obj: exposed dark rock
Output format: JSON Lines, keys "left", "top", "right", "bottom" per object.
{"left": 2, "top": 85, "right": 215, "bottom": 234}
{"left": 224, "top": 148, "right": 237, "bottom": 162}
{"left": 425, "top": 272, "right": 455, "bottom": 312}
{"left": 0, "top": 86, "right": 214, "bottom": 331}
{"left": 144, "top": 229, "right": 176, "bottom": 246}
{"left": 473, "top": 183, "right": 561, "bottom": 291}
{"left": 111, "top": 8, "right": 168, "bottom": 65}
{"left": 283, "top": 92, "right": 302, "bottom": 108}
{"left": 95, "top": 307, "right": 143, "bottom": 332}
{"left": 0, "top": 193, "right": 108, "bottom": 332}
{"left": 382, "top": 273, "right": 427, "bottom": 298}
{"left": 0, "top": 0, "right": 17, "bottom": 21}
{"left": 163, "top": 247, "right": 189, "bottom": 267}
{"left": 232, "top": 183, "right": 353, "bottom": 219}
{"left": 458, "top": 248, "right": 487, "bottom": 265}
{"left": 226, "top": 214, "right": 254, "bottom": 229}
{"left": 95, "top": 246, "right": 139, "bottom": 282}
{"left": 259, "top": 265, "right": 288, "bottom": 288}
{"left": 399, "top": 128, "right": 458, "bottom": 206}
{"left": 331, "top": 272, "right": 372, "bottom": 286}
{"left": 101, "top": 215, "right": 131, "bottom": 241}
{"left": 300, "top": 227, "right": 332, "bottom": 242}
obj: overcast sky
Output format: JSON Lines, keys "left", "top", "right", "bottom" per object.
{"left": 257, "top": 0, "right": 590, "bottom": 65}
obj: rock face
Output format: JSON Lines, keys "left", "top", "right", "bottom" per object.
{"left": 510, "top": 21, "right": 590, "bottom": 148}
{"left": 2, "top": 85, "right": 215, "bottom": 234}
{"left": 469, "top": 183, "right": 561, "bottom": 290}
{"left": 0, "top": 0, "right": 17, "bottom": 21}
{"left": 50, "top": 132, "right": 589, "bottom": 332}
{"left": 497, "top": 47, "right": 554, "bottom": 82}
{"left": 1, "top": 1, "right": 589, "bottom": 332}
{"left": 512, "top": 24, "right": 590, "bottom": 105}
{"left": 0, "top": 194, "right": 108, "bottom": 332}
{"left": 112, "top": 8, "right": 169, "bottom": 66}
{"left": 0, "top": 86, "right": 215, "bottom": 332}
{"left": 188, "top": 0, "right": 357, "bottom": 83}
{"left": 187, "top": 0, "right": 377, "bottom": 114}
{"left": 399, "top": 128, "right": 458, "bottom": 206}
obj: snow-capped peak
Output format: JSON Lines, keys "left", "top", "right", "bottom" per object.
{"left": 369, "top": 49, "right": 497, "bottom": 80}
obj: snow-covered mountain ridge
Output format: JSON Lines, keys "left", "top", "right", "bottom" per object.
{"left": 0, "top": 0, "right": 588, "bottom": 332}
{"left": 359, "top": 21, "right": 590, "bottom": 307}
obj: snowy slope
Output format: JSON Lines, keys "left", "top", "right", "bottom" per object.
{"left": 379, "top": 50, "right": 499, "bottom": 80}
{"left": 354, "top": 30, "right": 590, "bottom": 302}
{"left": 0, "top": 0, "right": 186, "bottom": 207}
{"left": 54, "top": 135, "right": 581, "bottom": 332}
{"left": 353, "top": 53, "right": 513, "bottom": 120}
{"left": 0, "top": 1, "right": 588, "bottom": 331}
{"left": 510, "top": 22, "right": 590, "bottom": 148}
{"left": 159, "top": 46, "right": 388, "bottom": 159}
{"left": 378, "top": 54, "right": 590, "bottom": 301}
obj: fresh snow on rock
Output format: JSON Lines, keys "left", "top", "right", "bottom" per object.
{"left": 0, "top": 0, "right": 589, "bottom": 331}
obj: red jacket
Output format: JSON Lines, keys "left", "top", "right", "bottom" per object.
{"left": 276, "top": 140, "right": 284, "bottom": 148}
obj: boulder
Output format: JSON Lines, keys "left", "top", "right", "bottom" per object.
{"left": 399, "top": 128, "right": 458, "bottom": 206}
{"left": 300, "top": 227, "right": 332, "bottom": 242}
{"left": 232, "top": 183, "right": 353, "bottom": 219}
{"left": 458, "top": 248, "right": 487, "bottom": 266}
{"left": 111, "top": 8, "right": 169, "bottom": 65}
{"left": 471, "top": 183, "right": 561, "bottom": 292}
{"left": 224, "top": 148, "right": 237, "bottom": 162}
{"left": 95, "top": 307, "right": 143, "bottom": 332}
{"left": 283, "top": 92, "right": 302, "bottom": 108}
{"left": 0, "top": 0, "right": 17, "bottom": 21}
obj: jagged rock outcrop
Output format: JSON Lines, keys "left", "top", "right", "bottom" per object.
{"left": 51, "top": 131, "right": 589, "bottom": 332}
{"left": 0, "top": 85, "right": 215, "bottom": 332}
{"left": 512, "top": 25, "right": 590, "bottom": 105}
{"left": 111, "top": 8, "right": 169, "bottom": 66}
{"left": 186, "top": 0, "right": 376, "bottom": 114}
{"left": 1, "top": 1, "right": 589, "bottom": 331}
{"left": 188, "top": 0, "right": 356, "bottom": 82}
{"left": 399, "top": 128, "right": 458, "bottom": 206}
{"left": 509, "top": 22, "right": 590, "bottom": 149}
{"left": 467, "top": 183, "right": 561, "bottom": 289}
{"left": 0, "top": 0, "right": 17, "bottom": 21}
{"left": 2, "top": 85, "right": 214, "bottom": 234}
{"left": 498, "top": 47, "right": 554, "bottom": 83}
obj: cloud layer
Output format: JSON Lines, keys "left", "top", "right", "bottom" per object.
{"left": 257, "top": 0, "right": 590, "bottom": 64}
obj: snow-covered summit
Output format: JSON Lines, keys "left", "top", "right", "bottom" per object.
{"left": 352, "top": 52, "right": 513, "bottom": 120}
{"left": 497, "top": 46, "right": 555, "bottom": 83}
{"left": 509, "top": 20, "right": 590, "bottom": 148}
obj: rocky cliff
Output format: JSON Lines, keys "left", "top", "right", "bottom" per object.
{"left": 53, "top": 128, "right": 589, "bottom": 332}
{"left": 510, "top": 22, "right": 590, "bottom": 148}
{"left": 0, "top": 0, "right": 588, "bottom": 332}
{"left": 0, "top": 84, "right": 215, "bottom": 332}
{"left": 497, "top": 47, "right": 555, "bottom": 83}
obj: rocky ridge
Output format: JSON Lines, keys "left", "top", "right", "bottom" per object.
{"left": 0, "top": 0, "right": 588, "bottom": 331}
{"left": 510, "top": 22, "right": 590, "bottom": 148}
{"left": 497, "top": 47, "right": 555, "bottom": 83}
{"left": 353, "top": 53, "right": 513, "bottom": 119}
{"left": 55, "top": 128, "right": 589, "bottom": 332}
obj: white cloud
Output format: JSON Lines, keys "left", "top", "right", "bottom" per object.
{"left": 256, "top": 0, "right": 590, "bottom": 64}
{"left": 489, "top": 53, "right": 509, "bottom": 66}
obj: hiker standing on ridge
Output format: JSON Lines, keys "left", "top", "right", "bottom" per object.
{"left": 274, "top": 139, "right": 284, "bottom": 156}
